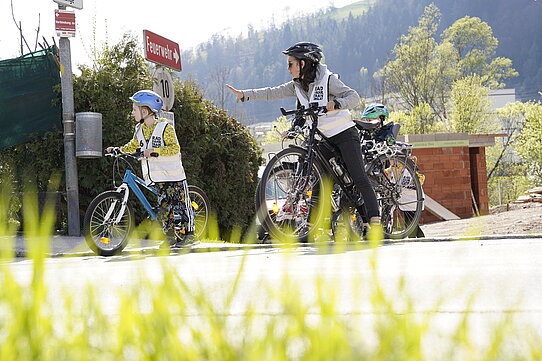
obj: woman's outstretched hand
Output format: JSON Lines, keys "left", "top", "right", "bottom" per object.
{"left": 225, "top": 84, "right": 244, "bottom": 103}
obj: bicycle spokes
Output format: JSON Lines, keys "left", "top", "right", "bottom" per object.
{"left": 258, "top": 148, "right": 323, "bottom": 240}
{"left": 370, "top": 156, "right": 423, "bottom": 238}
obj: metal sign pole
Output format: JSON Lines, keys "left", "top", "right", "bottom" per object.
{"left": 58, "top": 4, "right": 80, "bottom": 236}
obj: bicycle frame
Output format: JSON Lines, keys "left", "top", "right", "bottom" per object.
{"left": 289, "top": 108, "right": 363, "bottom": 208}
{"left": 285, "top": 105, "right": 410, "bottom": 213}
{"left": 113, "top": 169, "right": 159, "bottom": 224}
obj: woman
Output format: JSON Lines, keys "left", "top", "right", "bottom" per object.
{"left": 226, "top": 42, "right": 380, "bottom": 225}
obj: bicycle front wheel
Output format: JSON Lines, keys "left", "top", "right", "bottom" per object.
{"left": 188, "top": 185, "right": 210, "bottom": 239}
{"left": 367, "top": 155, "right": 424, "bottom": 239}
{"left": 83, "top": 191, "right": 134, "bottom": 256}
{"left": 255, "top": 147, "right": 326, "bottom": 242}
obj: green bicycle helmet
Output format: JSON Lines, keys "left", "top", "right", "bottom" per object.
{"left": 362, "top": 103, "right": 389, "bottom": 120}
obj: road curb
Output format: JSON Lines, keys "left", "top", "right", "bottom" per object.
{"left": 9, "top": 233, "right": 542, "bottom": 258}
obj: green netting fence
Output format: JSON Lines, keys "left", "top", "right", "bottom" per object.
{"left": 0, "top": 47, "right": 62, "bottom": 150}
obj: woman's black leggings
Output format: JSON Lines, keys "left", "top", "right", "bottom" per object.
{"left": 329, "top": 127, "right": 380, "bottom": 219}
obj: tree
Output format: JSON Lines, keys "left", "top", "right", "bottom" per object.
{"left": 169, "top": 79, "right": 263, "bottom": 235}
{"left": 207, "top": 65, "right": 232, "bottom": 109}
{"left": 1, "top": 33, "right": 262, "bottom": 236}
{"left": 441, "top": 16, "right": 518, "bottom": 89}
{"left": 449, "top": 75, "right": 492, "bottom": 133}
{"left": 73, "top": 34, "right": 153, "bottom": 213}
{"left": 389, "top": 103, "right": 444, "bottom": 135}
{"left": 483, "top": 100, "right": 542, "bottom": 205}
{"left": 262, "top": 116, "right": 290, "bottom": 144}
{"left": 514, "top": 101, "right": 542, "bottom": 184}
{"left": 377, "top": 4, "right": 517, "bottom": 132}
{"left": 377, "top": 4, "right": 455, "bottom": 123}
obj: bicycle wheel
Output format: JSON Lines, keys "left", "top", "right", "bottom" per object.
{"left": 367, "top": 155, "right": 423, "bottom": 239}
{"left": 83, "top": 191, "right": 134, "bottom": 256}
{"left": 255, "top": 147, "right": 326, "bottom": 242}
{"left": 188, "top": 185, "right": 210, "bottom": 239}
{"left": 331, "top": 208, "right": 366, "bottom": 241}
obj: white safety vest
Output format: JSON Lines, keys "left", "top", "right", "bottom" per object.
{"left": 135, "top": 120, "right": 186, "bottom": 184}
{"left": 294, "top": 67, "right": 355, "bottom": 138}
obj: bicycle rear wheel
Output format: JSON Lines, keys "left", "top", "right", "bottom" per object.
{"left": 83, "top": 191, "right": 134, "bottom": 256}
{"left": 367, "top": 155, "right": 423, "bottom": 239}
{"left": 255, "top": 147, "right": 326, "bottom": 242}
{"left": 187, "top": 185, "right": 210, "bottom": 239}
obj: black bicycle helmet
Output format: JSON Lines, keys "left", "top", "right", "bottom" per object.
{"left": 282, "top": 42, "right": 323, "bottom": 63}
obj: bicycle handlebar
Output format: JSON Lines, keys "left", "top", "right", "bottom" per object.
{"left": 105, "top": 148, "right": 158, "bottom": 159}
{"left": 280, "top": 103, "right": 328, "bottom": 117}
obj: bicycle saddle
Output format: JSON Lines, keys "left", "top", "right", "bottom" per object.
{"left": 353, "top": 119, "right": 380, "bottom": 131}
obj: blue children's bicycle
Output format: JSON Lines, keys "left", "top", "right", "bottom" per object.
{"left": 83, "top": 150, "right": 210, "bottom": 256}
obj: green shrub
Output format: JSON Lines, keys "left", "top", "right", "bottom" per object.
{"left": 0, "top": 33, "right": 262, "bottom": 236}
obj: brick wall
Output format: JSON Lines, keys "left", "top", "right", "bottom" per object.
{"left": 412, "top": 146, "right": 474, "bottom": 223}
{"left": 397, "top": 133, "right": 499, "bottom": 224}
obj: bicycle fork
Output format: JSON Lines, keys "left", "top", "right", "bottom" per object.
{"left": 106, "top": 183, "right": 130, "bottom": 225}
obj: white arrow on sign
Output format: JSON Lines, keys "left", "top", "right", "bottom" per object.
{"left": 173, "top": 49, "right": 180, "bottom": 65}
{"left": 153, "top": 67, "right": 175, "bottom": 111}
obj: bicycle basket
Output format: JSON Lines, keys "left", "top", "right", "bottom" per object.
{"left": 373, "top": 122, "right": 401, "bottom": 144}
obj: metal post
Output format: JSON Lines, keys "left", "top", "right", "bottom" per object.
{"left": 498, "top": 180, "right": 502, "bottom": 205}
{"left": 58, "top": 5, "right": 80, "bottom": 236}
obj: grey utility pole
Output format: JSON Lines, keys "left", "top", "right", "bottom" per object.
{"left": 58, "top": 5, "right": 80, "bottom": 236}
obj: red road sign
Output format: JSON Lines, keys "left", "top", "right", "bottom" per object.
{"left": 143, "top": 30, "right": 182, "bottom": 72}
{"left": 55, "top": 9, "right": 76, "bottom": 37}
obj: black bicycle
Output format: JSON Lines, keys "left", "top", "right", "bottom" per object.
{"left": 255, "top": 103, "right": 424, "bottom": 242}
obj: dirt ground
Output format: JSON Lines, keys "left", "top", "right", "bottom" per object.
{"left": 420, "top": 201, "right": 542, "bottom": 238}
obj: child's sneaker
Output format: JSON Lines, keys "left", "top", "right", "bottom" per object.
{"left": 159, "top": 230, "right": 177, "bottom": 249}
{"left": 171, "top": 233, "right": 199, "bottom": 248}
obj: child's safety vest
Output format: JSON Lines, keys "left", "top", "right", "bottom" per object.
{"left": 294, "top": 67, "right": 354, "bottom": 137}
{"left": 136, "top": 120, "right": 186, "bottom": 184}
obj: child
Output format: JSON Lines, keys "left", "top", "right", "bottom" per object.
{"left": 361, "top": 103, "right": 425, "bottom": 238}
{"left": 106, "top": 90, "right": 195, "bottom": 247}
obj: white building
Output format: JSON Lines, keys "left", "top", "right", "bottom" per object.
{"left": 488, "top": 88, "right": 516, "bottom": 111}
{"left": 247, "top": 122, "right": 274, "bottom": 144}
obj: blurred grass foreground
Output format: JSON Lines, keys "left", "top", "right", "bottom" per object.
{"left": 1, "top": 180, "right": 542, "bottom": 360}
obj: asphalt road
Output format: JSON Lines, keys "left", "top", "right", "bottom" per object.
{"left": 4, "top": 236, "right": 542, "bottom": 350}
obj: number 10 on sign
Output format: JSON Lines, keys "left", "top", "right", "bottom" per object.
{"left": 152, "top": 67, "right": 175, "bottom": 111}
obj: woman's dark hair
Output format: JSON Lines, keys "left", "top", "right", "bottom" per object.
{"left": 283, "top": 42, "right": 323, "bottom": 91}
{"left": 299, "top": 59, "right": 318, "bottom": 92}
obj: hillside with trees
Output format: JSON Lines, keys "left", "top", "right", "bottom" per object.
{"left": 179, "top": 0, "right": 542, "bottom": 124}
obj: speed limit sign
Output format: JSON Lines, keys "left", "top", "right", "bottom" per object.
{"left": 152, "top": 67, "right": 175, "bottom": 111}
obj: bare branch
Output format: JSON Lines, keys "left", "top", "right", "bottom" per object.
{"left": 34, "top": 13, "right": 41, "bottom": 52}
{"left": 11, "top": 0, "right": 33, "bottom": 55}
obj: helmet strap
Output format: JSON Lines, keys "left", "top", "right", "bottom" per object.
{"left": 139, "top": 113, "right": 155, "bottom": 124}
{"left": 138, "top": 106, "right": 156, "bottom": 124}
